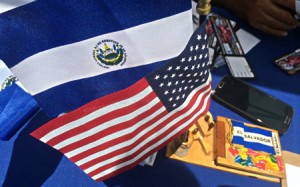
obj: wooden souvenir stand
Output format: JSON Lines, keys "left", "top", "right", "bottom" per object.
{"left": 166, "top": 112, "right": 286, "bottom": 183}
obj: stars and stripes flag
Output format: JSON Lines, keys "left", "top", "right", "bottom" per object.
{"left": 31, "top": 21, "right": 211, "bottom": 181}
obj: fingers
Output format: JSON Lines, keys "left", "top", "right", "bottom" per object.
{"left": 249, "top": 12, "right": 294, "bottom": 36}
{"left": 253, "top": 22, "right": 288, "bottom": 36}
{"left": 247, "top": 0, "right": 299, "bottom": 36}
{"left": 213, "top": 0, "right": 299, "bottom": 36}
{"left": 273, "top": 0, "right": 295, "bottom": 10}
{"left": 264, "top": 2, "right": 299, "bottom": 28}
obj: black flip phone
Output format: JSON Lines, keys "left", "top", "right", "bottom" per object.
{"left": 212, "top": 75, "right": 294, "bottom": 135}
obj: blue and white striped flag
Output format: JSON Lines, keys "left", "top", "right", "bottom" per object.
{"left": 232, "top": 121, "right": 276, "bottom": 155}
{"left": 0, "top": 0, "right": 194, "bottom": 118}
{"left": 0, "top": 60, "right": 39, "bottom": 140}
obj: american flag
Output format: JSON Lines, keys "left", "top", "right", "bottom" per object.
{"left": 31, "top": 22, "right": 211, "bottom": 181}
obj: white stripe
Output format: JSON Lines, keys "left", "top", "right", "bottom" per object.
{"left": 11, "top": 10, "right": 193, "bottom": 95}
{"left": 41, "top": 85, "right": 153, "bottom": 143}
{"left": 54, "top": 92, "right": 160, "bottom": 150}
{"left": 234, "top": 126, "right": 273, "bottom": 147}
{"left": 88, "top": 89, "right": 209, "bottom": 176}
{"left": 0, "top": 1, "right": 35, "bottom": 14}
{"left": 85, "top": 79, "right": 210, "bottom": 174}
{"left": 89, "top": 86, "right": 210, "bottom": 176}
{"left": 91, "top": 81, "right": 211, "bottom": 179}
{"left": 243, "top": 132, "right": 273, "bottom": 147}
{"left": 75, "top": 106, "right": 166, "bottom": 165}
{"left": 0, "top": 60, "right": 28, "bottom": 92}
{"left": 93, "top": 92, "right": 210, "bottom": 180}
{"left": 0, "top": 60, "right": 14, "bottom": 86}
{"left": 233, "top": 126, "right": 244, "bottom": 138}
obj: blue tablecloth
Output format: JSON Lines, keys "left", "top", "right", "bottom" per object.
{"left": 0, "top": 8, "right": 299, "bottom": 187}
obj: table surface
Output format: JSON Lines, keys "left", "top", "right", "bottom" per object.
{"left": 1, "top": 8, "right": 299, "bottom": 187}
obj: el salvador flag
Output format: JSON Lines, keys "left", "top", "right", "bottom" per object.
{"left": 0, "top": 59, "right": 40, "bottom": 140}
{"left": 0, "top": 0, "right": 194, "bottom": 118}
{"left": 232, "top": 121, "right": 275, "bottom": 155}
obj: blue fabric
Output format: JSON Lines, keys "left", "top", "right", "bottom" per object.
{"left": 0, "top": 83, "right": 39, "bottom": 140}
{"left": 0, "top": 5, "right": 299, "bottom": 187}
{"left": 0, "top": 0, "right": 192, "bottom": 118}
{"left": 0, "top": 0, "right": 190, "bottom": 67}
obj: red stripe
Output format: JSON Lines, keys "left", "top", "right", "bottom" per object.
{"left": 78, "top": 107, "right": 170, "bottom": 170}
{"left": 75, "top": 83, "right": 210, "bottom": 168}
{"left": 85, "top": 86, "right": 211, "bottom": 177}
{"left": 32, "top": 75, "right": 211, "bottom": 182}
{"left": 62, "top": 100, "right": 165, "bottom": 156}
{"left": 95, "top": 97, "right": 211, "bottom": 182}
{"left": 80, "top": 84, "right": 210, "bottom": 171}
{"left": 31, "top": 78, "right": 149, "bottom": 139}
{"left": 70, "top": 104, "right": 168, "bottom": 163}
{"left": 47, "top": 90, "right": 157, "bottom": 148}
{"left": 89, "top": 89, "right": 211, "bottom": 181}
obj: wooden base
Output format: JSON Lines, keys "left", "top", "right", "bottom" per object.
{"left": 166, "top": 112, "right": 282, "bottom": 183}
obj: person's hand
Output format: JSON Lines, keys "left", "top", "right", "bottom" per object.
{"left": 239, "top": 0, "right": 299, "bottom": 36}
{"left": 212, "top": 0, "right": 300, "bottom": 36}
